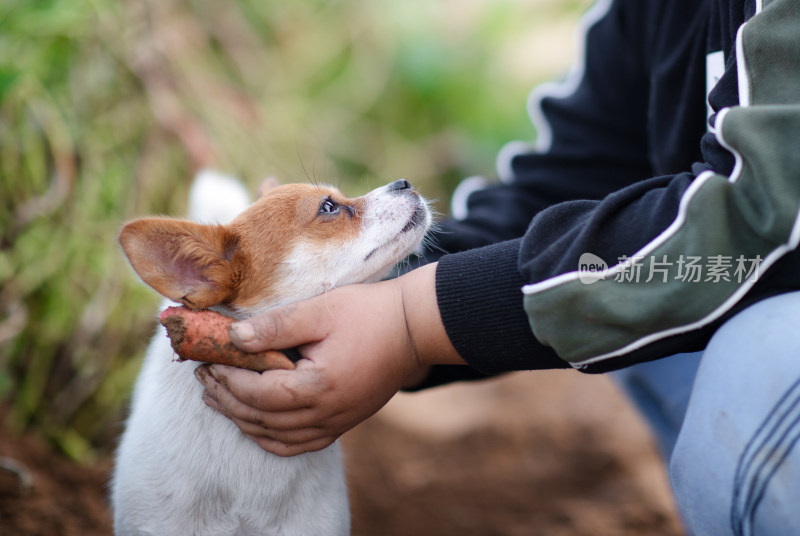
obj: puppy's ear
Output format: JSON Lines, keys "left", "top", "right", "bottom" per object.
{"left": 119, "top": 218, "right": 239, "bottom": 310}
{"left": 257, "top": 176, "right": 280, "bottom": 197}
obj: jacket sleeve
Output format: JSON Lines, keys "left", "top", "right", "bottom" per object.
{"left": 409, "top": 0, "right": 658, "bottom": 386}
{"left": 433, "top": 0, "right": 800, "bottom": 375}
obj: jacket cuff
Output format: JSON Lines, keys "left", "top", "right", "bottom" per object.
{"left": 435, "top": 239, "right": 567, "bottom": 374}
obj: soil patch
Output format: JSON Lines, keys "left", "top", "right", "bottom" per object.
{"left": 0, "top": 369, "right": 684, "bottom": 535}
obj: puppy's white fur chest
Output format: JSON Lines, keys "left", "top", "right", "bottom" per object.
{"left": 112, "top": 327, "right": 349, "bottom": 536}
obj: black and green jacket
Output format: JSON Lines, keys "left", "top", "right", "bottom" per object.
{"left": 427, "top": 0, "right": 800, "bottom": 379}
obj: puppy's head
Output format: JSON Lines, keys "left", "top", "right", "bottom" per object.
{"left": 119, "top": 179, "right": 430, "bottom": 318}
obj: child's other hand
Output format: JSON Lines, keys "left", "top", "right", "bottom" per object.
{"left": 194, "top": 263, "right": 463, "bottom": 456}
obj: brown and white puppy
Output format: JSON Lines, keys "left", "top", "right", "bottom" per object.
{"left": 112, "top": 170, "right": 430, "bottom": 536}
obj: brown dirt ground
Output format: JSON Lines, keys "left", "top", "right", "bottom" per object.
{"left": 1, "top": 369, "right": 684, "bottom": 535}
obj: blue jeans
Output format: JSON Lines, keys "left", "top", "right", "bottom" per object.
{"left": 614, "top": 291, "right": 800, "bottom": 536}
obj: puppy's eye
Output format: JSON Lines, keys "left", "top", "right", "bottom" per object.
{"left": 318, "top": 197, "right": 339, "bottom": 215}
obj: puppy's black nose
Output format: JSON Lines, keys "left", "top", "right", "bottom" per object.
{"left": 388, "top": 179, "right": 412, "bottom": 192}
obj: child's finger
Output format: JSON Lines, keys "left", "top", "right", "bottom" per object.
{"left": 197, "top": 363, "right": 320, "bottom": 413}
{"left": 248, "top": 434, "right": 337, "bottom": 458}
{"left": 229, "top": 297, "right": 330, "bottom": 353}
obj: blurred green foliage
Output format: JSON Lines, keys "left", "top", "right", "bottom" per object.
{"left": 0, "top": 0, "right": 589, "bottom": 459}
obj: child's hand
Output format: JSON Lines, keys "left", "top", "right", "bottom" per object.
{"left": 194, "top": 263, "right": 463, "bottom": 456}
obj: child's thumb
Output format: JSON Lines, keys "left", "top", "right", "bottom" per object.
{"left": 229, "top": 300, "right": 322, "bottom": 353}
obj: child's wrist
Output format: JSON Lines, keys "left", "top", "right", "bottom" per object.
{"left": 397, "top": 263, "right": 464, "bottom": 368}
